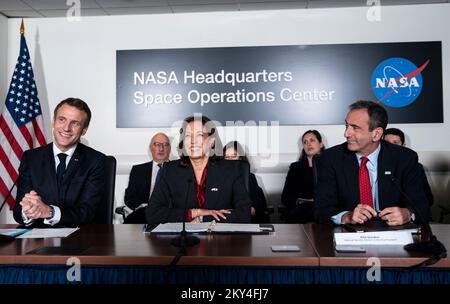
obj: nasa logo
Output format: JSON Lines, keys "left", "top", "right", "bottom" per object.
{"left": 371, "top": 57, "right": 429, "bottom": 108}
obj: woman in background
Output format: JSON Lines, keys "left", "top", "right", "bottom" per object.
{"left": 224, "top": 141, "right": 270, "bottom": 223}
{"left": 281, "top": 130, "right": 324, "bottom": 223}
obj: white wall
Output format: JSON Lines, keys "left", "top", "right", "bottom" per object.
{"left": 3, "top": 4, "right": 450, "bottom": 223}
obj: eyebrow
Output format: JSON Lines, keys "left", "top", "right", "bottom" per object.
{"left": 344, "top": 120, "right": 360, "bottom": 129}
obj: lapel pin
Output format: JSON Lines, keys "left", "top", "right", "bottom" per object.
{"left": 384, "top": 171, "right": 391, "bottom": 175}
{"left": 211, "top": 188, "right": 218, "bottom": 192}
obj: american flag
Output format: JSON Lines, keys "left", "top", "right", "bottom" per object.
{"left": 0, "top": 27, "right": 47, "bottom": 209}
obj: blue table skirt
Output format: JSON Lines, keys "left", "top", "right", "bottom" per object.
{"left": 1, "top": 265, "right": 450, "bottom": 284}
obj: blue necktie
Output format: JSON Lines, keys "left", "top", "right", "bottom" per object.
{"left": 155, "top": 163, "right": 163, "bottom": 184}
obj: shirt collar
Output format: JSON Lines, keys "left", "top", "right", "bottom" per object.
{"left": 53, "top": 143, "right": 77, "bottom": 159}
{"left": 356, "top": 142, "right": 381, "bottom": 165}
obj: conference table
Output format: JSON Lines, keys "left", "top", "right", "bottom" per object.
{"left": 0, "top": 224, "right": 449, "bottom": 284}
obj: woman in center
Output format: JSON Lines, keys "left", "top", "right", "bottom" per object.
{"left": 146, "top": 115, "right": 252, "bottom": 224}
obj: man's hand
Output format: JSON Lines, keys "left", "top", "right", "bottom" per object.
{"left": 342, "top": 204, "right": 378, "bottom": 224}
{"left": 379, "top": 207, "right": 411, "bottom": 226}
{"left": 197, "top": 209, "right": 231, "bottom": 221}
{"left": 20, "top": 190, "right": 52, "bottom": 219}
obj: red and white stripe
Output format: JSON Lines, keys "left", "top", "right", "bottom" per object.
{"left": 0, "top": 108, "right": 46, "bottom": 209}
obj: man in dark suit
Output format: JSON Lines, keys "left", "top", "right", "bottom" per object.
{"left": 13, "top": 98, "right": 106, "bottom": 227}
{"left": 122, "top": 133, "right": 170, "bottom": 223}
{"left": 314, "top": 101, "right": 431, "bottom": 226}
{"left": 383, "top": 127, "right": 434, "bottom": 206}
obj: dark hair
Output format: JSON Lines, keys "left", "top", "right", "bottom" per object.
{"left": 348, "top": 100, "right": 388, "bottom": 132}
{"left": 178, "top": 115, "right": 222, "bottom": 165}
{"left": 223, "top": 141, "right": 249, "bottom": 163}
{"left": 53, "top": 97, "right": 91, "bottom": 128}
{"left": 384, "top": 128, "right": 405, "bottom": 145}
{"left": 299, "top": 130, "right": 324, "bottom": 162}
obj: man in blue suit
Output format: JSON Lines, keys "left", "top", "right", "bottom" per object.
{"left": 13, "top": 98, "right": 106, "bottom": 227}
{"left": 314, "top": 101, "right": 431, "bottom": 226}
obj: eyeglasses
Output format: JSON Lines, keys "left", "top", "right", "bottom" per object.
{"left": 152, "top": 142, "right": 170, "bottom": 149}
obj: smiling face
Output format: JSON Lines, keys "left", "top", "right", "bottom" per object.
{"left": 344, "top": 109, "right": 383, "bottom": 156}
{"left": 183, "top": 121, "right": 215, "bottom": 160}
{"left": 52, "top": 104, "right": 88, "bottom": 152}
{"left": 302, "top": 132, "right": 323, "bottom": 157}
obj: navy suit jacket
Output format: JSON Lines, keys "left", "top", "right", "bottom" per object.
{"left": 13, "top": 143, "right": 106, "bottom": 227}
{"left": 146, "top": 158, "right": 252, "bottom": 224}
{"left": 314, "top": 141, "right": 431, "bottom": 224}
{"left": 124, "top": 161, "right": 153, "bottom": 210}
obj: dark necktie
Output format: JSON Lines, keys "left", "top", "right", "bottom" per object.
{"left": 155, "top": 163, "right": 163, "bottom": 184}
{"left": 359, "top": 156, "right": 374, "bottom": 208}
{"left": 56, "top": 153, "right": 68, "bottom": 190}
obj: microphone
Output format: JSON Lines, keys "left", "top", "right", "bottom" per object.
{"left": 390, "top": 176, "right": 446, "bottom": 267}
{"left": 0, "top": 180, "right": 17, "bottom": 243}
{"left": 171, "top": 178, "right": 200, "bottom": 248}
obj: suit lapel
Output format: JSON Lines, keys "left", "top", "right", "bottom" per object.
{"left": 204, "top": 161, "right": 220, "bottom": 208}
{"left": 60, "top": 144, "right": 83, "bottom": 201}
{"left": 44, "top": 144, "right": 58, "bottom": 203}
{"left": 377, "top": 142, "right": 394, "bottom": 210}
{"left": 343, "top": 148, "right": 360, "bottom": 205}
{"left": 64, "top": 145, "right": 82, "bottom": 181}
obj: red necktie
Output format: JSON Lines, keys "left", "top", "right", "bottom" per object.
{"left": 359, "top": 157, "right": 374, "bottom": 208}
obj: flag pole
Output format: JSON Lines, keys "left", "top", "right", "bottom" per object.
{"left": 20, "top": 19, "right": 24, "bottom": 35}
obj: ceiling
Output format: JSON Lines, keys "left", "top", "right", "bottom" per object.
{"left": 0, "top": 0, "right": 448, "bottom": 18}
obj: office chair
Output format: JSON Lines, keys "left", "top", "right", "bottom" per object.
{"left": 438, "top": 205, "right": 450, "bottom": 223}
{"left": 93, "top": 155, "right": 116, "bottom": 224}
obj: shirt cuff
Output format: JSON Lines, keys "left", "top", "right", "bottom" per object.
{"left": 331, "top": 211, "right": 349, "bottom": 225}
{"left": 43, "top": 205, "right": 61, "bottom": 226}
{"left": 21, "top": 211, "right": 35, "bottom": 226}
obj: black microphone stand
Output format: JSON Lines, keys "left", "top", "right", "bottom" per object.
{"left": 391, "top": 177, "right": 446, "bottom": 266}
{"left": 0, "top": 180, "right": 17, "bottom": 243}
{"left": 171, "top": 179, "right": 200, "bottom": 248}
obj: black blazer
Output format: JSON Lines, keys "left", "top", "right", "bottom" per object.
{"left": 281, "top": 160, "right": 315, "bottom": 209}
{"left": 249, "top": 172, "right": 270, "bottom": 223}
{"left": 124, "top": 161, "right": 153, "bottom": 210}
{"left": 13, "top": 143, "right": 106, "bottom": 227}
{"left": 314, "top": 141, "right": 431, "bottom": 224}
{"left": 146, "top": 159, "right": 252, "bottom": 224}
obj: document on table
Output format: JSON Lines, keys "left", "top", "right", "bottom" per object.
{"left": 334, "top": 230, "right": 414, "bottom": 246}
{"left": 0, "top": 229, "right": 31, "bottom": 237}
{"left": 16, "top": 228, "right": 79, "bottom": 239}
{"left": 151, "top": 222, "right": 262, "bottom": 233}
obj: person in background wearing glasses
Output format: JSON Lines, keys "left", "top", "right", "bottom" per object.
{"left": 146, "top": 115, "right": 251, "bottom": 224}
{"left": 122, "top": 133, "right": 171, "bottom": 223}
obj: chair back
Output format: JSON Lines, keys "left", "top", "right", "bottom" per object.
{"left": 237, "top": 160, "right": 250, "bottom": 192}
{"left": 93, "top": 155, "right": 116, "bottom": 224}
